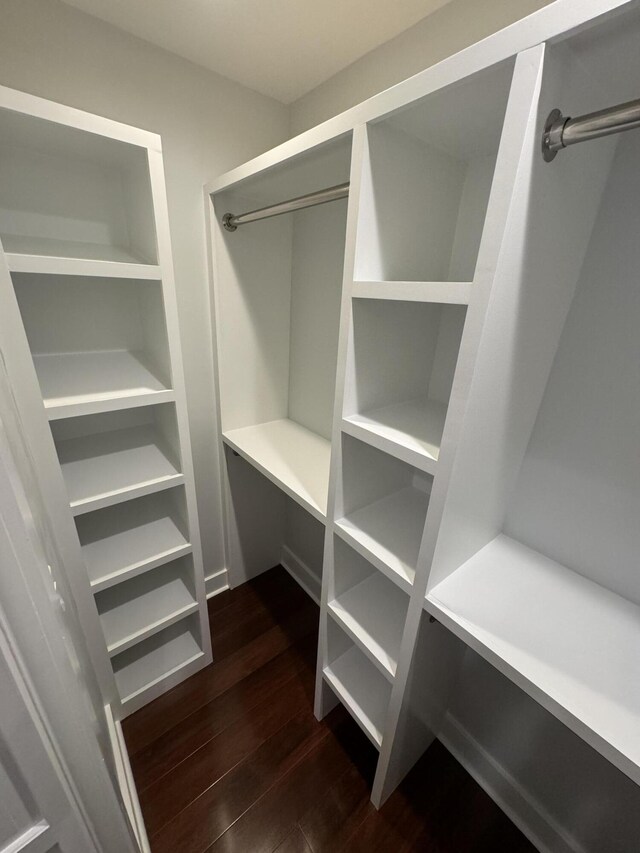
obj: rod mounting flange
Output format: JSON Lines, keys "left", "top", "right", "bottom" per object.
{"left": 222, "top": 212, "right": 237, "bottom": 232}
{"left": 542, "top": 108, "right": 568, "bottom": 162}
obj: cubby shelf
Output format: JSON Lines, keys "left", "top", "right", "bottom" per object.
{"left": 113, "top": 618, "right": 204, "bottom": 706}
{"left": 328, "top": 572, "right": 407, "bottom": 680}
{"left": 223, "top": 418, "right": 331, "bottom": 521}
{"left": 57, "top": 425, "right": 184, "bottom": 515}
{"left": 96, "top": 563, "right": 198, "bottom": 657}
{"left": 4, "top": 242, "right": 161, "bottom": 280}
{"left": 34, "top": 350, "right": 174, "bottom": 419}
{"left": 342, "top": 397, "right": 446, "bottom": 473}
{"left": 426, "top": 535, "right": 640, "bottom": 785}
{"left": 78, "top": 500, "right": 191, "bottom": 593}
{"left": 335, "top": 485, "right": 429, "bottom": 593}
{"left": 352, "top": 280, "right": 472, "bottom": 304}
{"left": 323, "top": 644, "right": 392, "bottom": 748}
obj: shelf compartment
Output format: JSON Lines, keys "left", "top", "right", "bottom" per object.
{"left": 344, "top": 299, "right": 466, "bottom": 471}
{"left": 52, "top": 406, "right": 183, "bottom": 515}
{"left": 96, "top": 558, "right": 197, "bottom": 657}
{"left": 323, "top": 622, "right": 392, "bottom": 748}
{"left": 329, "top": 537, "right": 408, "bottom": 680}
{"left": 343, "top": 397, "right": 447, "bottom": 474}
{"left": 353, "top": 60, "right": 513, "bottom": 282}
{"left": 336, "top": 435, "right": 431, "bottom": 592}
{"left": 427, "top": 535, "right": 640, "bottom": 784}
{"left": 12, "top": 272, "right": 172, "bottom": 418}
{"left": 112, "top": 616, "right": 203, "bottom": 705}
{"left": 33, "top": 350, "right": 173, "bottom": 419}
{"left": 2, "top": 235, "right": 161, "bottom": 276}
{"left": 76, "top": 489, "right": 191, "bottom": 592}
{"left": 352, "top": 280, "right": 472, "bottom": 304}
{"left": 222, "top": 418, "right": 331, "bottom": 522}
{"left": 0, "top": 108, "right": 158, "bottom": 265}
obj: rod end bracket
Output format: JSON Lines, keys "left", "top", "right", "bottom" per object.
{"left": 542, "top": 108, "right": 568, "bottom": 162}
{"left": 222, "top": 213, "right": 237, "bottom": 232}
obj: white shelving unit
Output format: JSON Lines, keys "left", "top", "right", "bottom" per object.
{"left": 0, "top": 85, "right": 211, "bottom": 717}
{"left": 206, "top": 0, "right": 640, "bottom": 812}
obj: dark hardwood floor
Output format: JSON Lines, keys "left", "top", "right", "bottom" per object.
{"left": 123, "top": 566, "right": 537, "bottom": 853}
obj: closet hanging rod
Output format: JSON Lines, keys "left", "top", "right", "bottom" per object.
{"left": 542, "top": 97, "right": 640, "bottom": 161}
{"left": 222, "top": 182, "right": 349, "bottom": 231}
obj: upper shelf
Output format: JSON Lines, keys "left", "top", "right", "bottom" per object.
{"left": 222, "top": 418, "right": 331, "bottom": 521}
{"left": 426, "top": 534, "right": 640, "bottom": 786}
{"left": 352, "top": 281, "right": 472, "bottom": 304}
{"left": 34, "top": 350, "right": 174, "bottom": 419}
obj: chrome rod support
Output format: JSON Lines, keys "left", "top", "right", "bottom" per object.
{"left": 542, "top": 97, "right": 640, "bottom": 162}
{"left": 222, "top": 182, "right": 349, "bottom": 231}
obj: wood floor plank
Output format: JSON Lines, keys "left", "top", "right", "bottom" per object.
{"left": 131, "top": 635, "right": 316, "bottom": 790}
{"left": 273, "top": 826, "right": 313, "bottom": 853}
{"left": 150, "top": 709, "right": 340, "bottom": 853}
{"left": 123, "top": 603, "right": 317, "bottom": 754}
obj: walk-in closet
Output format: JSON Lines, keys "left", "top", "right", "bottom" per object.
{"left": 1, "top": 1, "right": 640, "bottom": 852}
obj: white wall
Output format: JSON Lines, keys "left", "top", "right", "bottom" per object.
{"left": 290, "top": 0, "right": 554, "bottom": 134}
{"left": 0, "top": 0, "right": 290, "bottom": 580}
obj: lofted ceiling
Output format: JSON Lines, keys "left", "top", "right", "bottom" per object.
{"left": 61, "top": 0, "right": 455, "bottom": 103}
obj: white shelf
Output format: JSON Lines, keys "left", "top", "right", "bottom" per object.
{"left": 342, "top": 397, "right": 447, "bottom": 474}
{"left": 336, "top": 485, "right": 429, "bottom": 592}
{"left": 33, "top": 350, "right": 174, "bottom": 419}
{"left": 113, "top": 618, "right": 203, "bottom": 704}
{"left": 1, "top": 233, "right": 159, "bottom": 276}
{"left": 222, "top": 418, "right": 331, "bottom": 521}
{"left": 78, "top": 501, "right": 191, "bottom": 593}
{"left": 57, "top": 425, "right": 184, "bottom": 515}
{"left": 352, "top": 280, "right": 472, "bottom": 304}
{"left": 427, "top": 534, "right": 640, "bottom": 785}
{"left": 329, "top": 572, "right": 408, "bottom": 680}
{"left": 96, "top": 563, "right": 198, "bottom": 657}
{"left": 323, "top": 644, "right": 391, "bottom": 748}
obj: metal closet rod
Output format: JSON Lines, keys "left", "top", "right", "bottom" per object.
{"left": 542, "top": 96, "right": 640, "bottom": 161}
{"left": 222, "top": 181, "right": 349, "bottom": 231}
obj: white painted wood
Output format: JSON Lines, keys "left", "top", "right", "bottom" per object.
{"left": 329, "top": 570, "right": 408, "bottom": 680}
{"left": 323, "top": 642, "right": 392, "bottom": 748}
{"left": 113, "top": 617, "right": 204, "bottom": 706}
{"left": 76, "top": 490, "right": 192, "bottom": 592}
{"left": 55, "top": 423, "right": 183, "bottom": 515}
{"left": 428, "top": 534, "right": 640, "bottom": 786}
{"left": 5, "top": 247, "right": 161, "bottom": 280}
{"left": 352, "top": 280, "right": 472, "bottom": 304}
{"left": 281, "top": 546, "right": 321, "bottom": 605}
{"left": 223, "top": 419, "right": 331, "bottom": 522}
{"left": 204, "top": 569, "right": 229, "bottom": 599}
{"left": 96, "top": 559, "right": 198, "bottom": 656}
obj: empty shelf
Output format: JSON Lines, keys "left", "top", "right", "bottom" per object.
{"left": 223, "top": 418, "right": 331, "bottom": 521}
{"left": 1, "top": 233, "right": 158, "bottom": 274}
{"left": 343, "top": 397, "right": 447, "bottom": 473}
{"left": 323, "top": 645, "right": 391, "bottom": 748}
{"left": 57, "top": 425, "right": 184, "bottom": 515}
{"left": 33, "top": 350, "right": 173, "bottom": 419}
{"left": 336, "top": 486, "right": 429, "bottom": 592}
{"left": 352, "top": 280, "right": 472, "bottom": 304}
{"left": 97, "top": 564, "right": 198, "bottom": 656}
{"left": 427, "top": 534, "right": 640, "bottom": 786}
{"left": 79, "top": 508, "right": 191, "bottom": 592}
{"left": 329, "top": 572, "right": 408, "bottom": 679}
{"left": 113, "top": 618, "right": 203, "bottom": 705}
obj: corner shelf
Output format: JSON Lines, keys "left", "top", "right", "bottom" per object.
{"left": 96, "top": 561, "right": 198, "bottom": 657}
{"left": 56, "top": 425, "right": 184, "bottom": 515}
{"left": 426, "top": 535, "right": 640, "bottom": 785}
{"left": 76, "top": 492, "right": 192, "bottom": 592}
{"left": 323, "top": 644, "right": 392, "bottom": 748}
{"left": 222, "top": 418, "right": 331, "bottom": 521}
{"left": 336, "top": 485, "right": 429, "bottom": 593}
{"left": 113, "top": 617, "right": 204, "bottom": 707}
{"left": 342, "top": 397, "right": 447, "bottom": 474}
{"left": 34, "top": 350, "right": 174, "bottom": 419}
{"left": 328, "top": 571, "right": 408, "bottom": 680}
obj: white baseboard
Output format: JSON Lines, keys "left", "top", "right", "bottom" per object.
{"left": 105, "top": 703, "right": 151, "bottom": 853}
{"left": 439, "top": 713, "right": 584, "bottom": 853}
{"left": 281, "top": 546, "right": 321, "bottom": 604}
{"left": 205, "top": 568, "right": 229, "bottom": 599}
